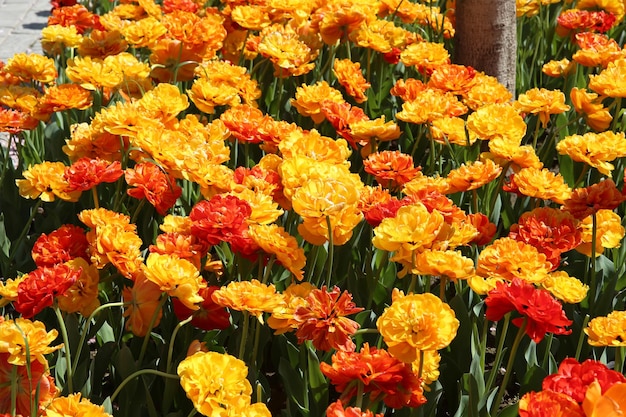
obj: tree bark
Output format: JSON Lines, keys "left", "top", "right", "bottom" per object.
{"left": 454, "top": 0, "right": 517, "bottom": 97}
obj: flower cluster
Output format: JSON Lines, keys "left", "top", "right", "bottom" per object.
{"left": 320, "top": 343, "right": 427, "bottom": 409}
{"left": 519, "top": 358, "right": 626, "bottom": 416}
{"left": 485, "top": 278, "right": 572, "bottom": 343}
{"left": 1, "top": 0, "right": 626, "bottom": 416}
{"left": 178, "top": 350, "right": 271, "bottom": 417}
{"left": 0, "top": 317, "right": 61, "bottom": 416}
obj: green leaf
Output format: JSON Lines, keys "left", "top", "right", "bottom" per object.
{"left": 469, "top": 352, "right": 485, "bottom": 400}
{"left": 278, "top": 357, "right": 307, "bottom": 415}
{"left": 524, "top": 341, "right": 538, "bottom": 368}
{"left": 284, "top": 337, "right": 301, "bottom": 367}
{"left": 595, "top": 269, "right": 619, "bottom": 316}
{"left": 448, "top": 294, "right": 472, "bottom": 370}
{"left": 96, "top": 321, "right": 116, "bottom": 344}
{"left": 520, "top": 365, "right": 548, "bottom": 396}
{"left": 306, "top": 344, "right": 328, "bottom": 416}
{"left": 113, "top": 345, "right": 141, "bottom": 416}
{"left": 54, "top": 349, "right": 67, "bottom": 391}
{"left": 43, "top": 119, "right": 70, "bottom": 162}
{"left": 453, "top": 395, "right": 469, "bottom": 417}
{"left": 617, "top": 268, "right": 626, "bottom": 293}
{"left": 91, "top": 342, "right": 116, "bottom": 398}
{"left": 596, "top": 254, "right": 616, "bottom": 275}
{"left": 0, "top": 213, "right": 9, "bottom": 257}
{"left": 102, "top": 397, "right": 113, "bottom": 414}
{"left": 460, "top": 373, "right": 480, "bottom": 417}
{"left": 422, "top": 381, "right": 444, "bottom": 417}
{"left": 143, "top": 380, "right": 159, "bottom": 417}
{"left": 497, "top": 403, "right": 519, "bottom": 417}
{"left": 64, "top": 313, "right": 81, "bottom": 351}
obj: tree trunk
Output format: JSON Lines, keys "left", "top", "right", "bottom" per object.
{"left": 454, "top": 0, "right": 517, "bottom": 97}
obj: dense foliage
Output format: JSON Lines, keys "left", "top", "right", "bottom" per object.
{"left": 1, "top": 0, "right": 626, "bottom": 416}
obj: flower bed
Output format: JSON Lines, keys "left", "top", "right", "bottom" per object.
{"left": 1, "top": 0, "right": 626, "bottom": 416}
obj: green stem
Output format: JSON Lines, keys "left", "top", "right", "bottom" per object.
{"left": 616, "top": 346, "right": 625, "bottom": 374}
{"left": 588, "top": 212, "right": 598, "bottom": 312}
{"left": 27, "top": 360, "right": 36, "bottom": 415}
{"left": 439, "top": 276, "right": 447, "bottom": 301}
{"left": 10, "top": 365, "right": 17, "bottom": 417}
{"left": 538, "top": 118, "right": 579, "bottom": 162}
{"left": 166, "top": 315, "right": 193, "bottom": 373}
{"left": 109, "top": 369, "right": 180, "bottom": 403}
{"left": 261, "top": 255, "right": 276, "bottom": 285}
{"left": 441, "top": 134, "right": 461, "bottom": 167}
{"left": 273, "top": 77, "right": 285, "bottom": 120}
{"left": 72, "top": 301, "right": 125, "bottom": 375}
{"left": 0, "top": 133, "right": 15, "bottom": 190}
{"left": 130, "top": 199, "right": 146, "bottom": 224}
{"left": 480, "top": 317, "right": 488, "bottom": 370}
{"left": 306, "top": 244, "right": 320, "bottom": 282}
{"left": 257, "top": 257, "right": 264, "bottom": 283}
{"left": 428, "top": 133, "right": 437, "bottom": 174}
{"left": 408, "top": 250, "right": 418, "bottom": 294}
{"left": 326, "top": 215, "right": 334, "bottom": 287}
{"left": 138, "top": 294, "right": 168, "bottom": 366}
{"left": 417, "top": 349, "right": 425, "bottom": 380}
{"left": 256, "top": 382, "right": 263, "bottom": 403}
{"left": 319, "top": 44, "right": 336, "bottom": 81}
{"left": 573, "top": 163, "right": 590, "bottom": 188}
{"left": 112, "top": 175, "right": 126, "bottom": 212}
{"left": 531, "top": 119, "right": 541, "bottom": 151}
{"left": 237, "top": 30, "right": 250, "bottom": 66}
{"left": 171, "top": 43, "right": 185, "bottom": 84}
{"left": 491, "top": 319, "right": 527, "bottom": 416}
{"left": 367, "top": 249, "right": 388, "bottom": 310}
{"left": 53, "top": 304, "right": 74, "bottom": 393}
{"left": 610, "top": 97, "right": 623, "bottom": 132}
{"left": 238, "top": 311, "right": 251, "bottom": 360}
{"left": 485, "top": 313, "right": 511, "bottom": 394}
{"left": 8, "top": 200, "right": 43, "bottom": 264}
{"left": 487, "top": 162, "right": 511, "bottom": 220}
{"left": 91, "top": 187, "right": 100, "bottom": 209}
{"left": 13, "top": 320, "right": 34, "bottom": 414}
{"left": 23, "top": 129, "right": 43, "bottom": 165}
{"left": 355, "top": 381, "right": 364, "bottom": 410}
{"left": 574, "top": 314, "right": 590, "bottom": 361}
{"left": 472, "top": 189, "right": 479, "bottom": 214}
{"left": 541, "top": 333, "right": 553, "bottom": 369}
{"left": 365, "top": 49, "right": 371, "bottom": 115}
{"left": 409, "top": 124, "right": 424, "bottom": 157}
{"left": 352, "top": 328, "right": 380, "bottom": 336}
{"left": 301, "top": 343, "right": 310, "bottom": 411}
{"left": 408, "top": 274, "right": 417, "bottom": 295}
{"left": 251, "top": 315, "right": 262, "bottom": 369}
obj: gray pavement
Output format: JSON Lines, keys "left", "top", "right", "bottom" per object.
{"left": 0, "top": 0, "right": 48, "bottom": 63}
{"left": 0, "top": 0, "right": 48, "bottom": 166}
